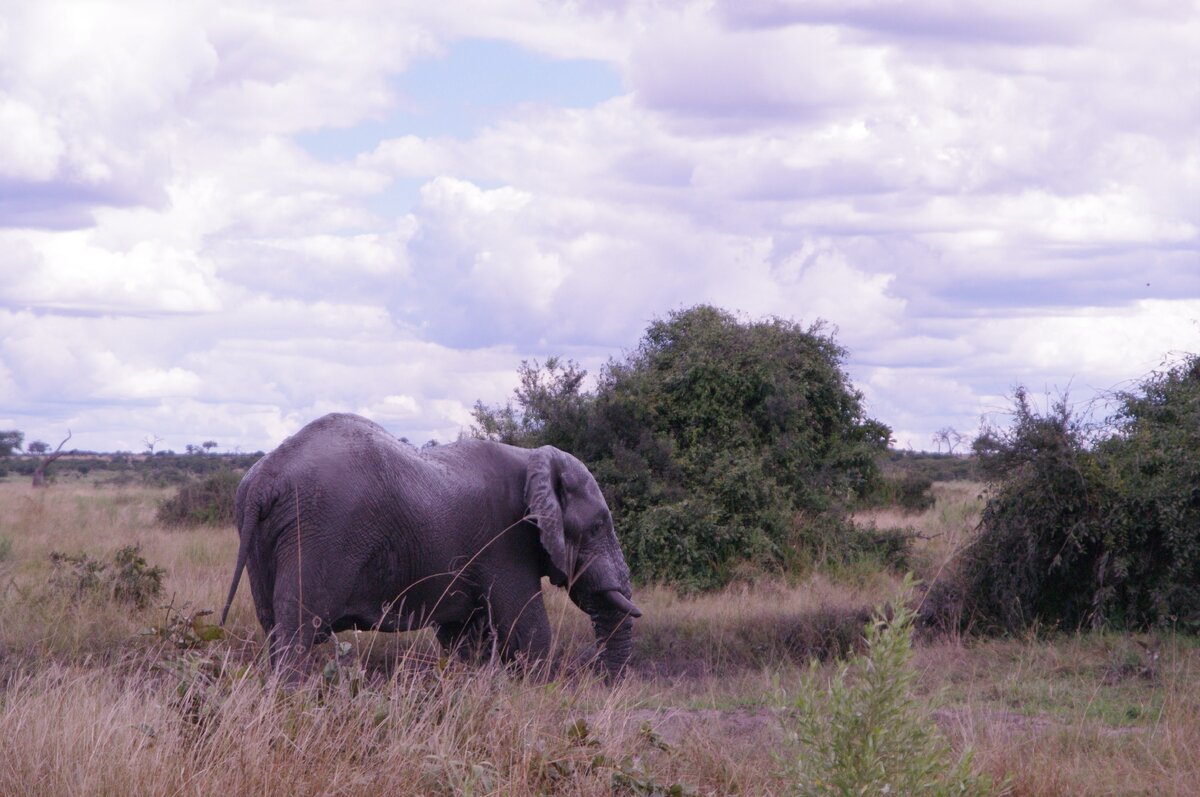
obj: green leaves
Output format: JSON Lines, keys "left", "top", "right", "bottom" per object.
{"left": 49, "top": 544, "right": 165, "bottom": 609}
{"left": 473, "top": 305, "right": 891, "bottom": 591}
{"left": 157, "top": 469, "right": 242, "bottom": 527}
{"left": 963, "top": 354, "right": 1200, "bottom": 633}
{"left": 783, "top": 577, "right": 1002, "bottom": 797}
{"left": 142, "top": 605, "right": 225, "bottom": 649}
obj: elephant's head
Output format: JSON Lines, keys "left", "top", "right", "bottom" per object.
{"left": 525, "top": 446, "right": 640, "bottom": 678}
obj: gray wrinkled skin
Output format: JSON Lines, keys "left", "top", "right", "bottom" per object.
{"left": 221, "top": 413, "right": 639, "bottom": 682}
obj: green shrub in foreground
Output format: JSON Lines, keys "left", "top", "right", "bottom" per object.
{"left": 49, "top": 545, "right": 165, "bottom": 609}
{"left": 784, "top": 576, "right": 1002, "bottom": 796}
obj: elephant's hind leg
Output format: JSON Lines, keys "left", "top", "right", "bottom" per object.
{"left": 269, "top": 580, "right": 340, "bottom": 685}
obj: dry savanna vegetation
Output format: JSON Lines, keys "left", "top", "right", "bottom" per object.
{"left": 1, "top": 476, "right": 1197, "bottom": 796}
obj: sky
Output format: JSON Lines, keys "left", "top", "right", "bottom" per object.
{"left": 1, "top": 1, "right": 1197, "bottom": 454}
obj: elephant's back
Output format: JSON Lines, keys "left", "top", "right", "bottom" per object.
{"left": 260, "top": 413, "right": 421, "bottom": 481}
{"left": 241, "top": 414, "right": 426, "bottom": 513}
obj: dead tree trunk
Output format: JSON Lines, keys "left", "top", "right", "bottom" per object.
{"left": 32, "top": 430, "right": 72, "bottom": 488}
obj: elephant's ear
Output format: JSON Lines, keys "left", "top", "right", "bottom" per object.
{"left": 525, "top": 446, "right": 571, "bottom": 579}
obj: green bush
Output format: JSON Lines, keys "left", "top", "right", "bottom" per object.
{"left": 142, "top": 466, "right": 191, "bottom": 487}
{"left": 473, "top": 306, "right": 891, "bottom": 590}
{"left": 857, "top": 472, "right": 936, "bottom": 513}
{"left": 109, "top": 545, "right": 168, "bottom": 607}
{"left": 157, "top": 470, "right": 242, "bottom": 527}
{"left": 880, "top": 450, "right": 977, "bottom": 483}
{"left": 959, "top": 355, "right": 1200, "bottom": 633}
{"left": 783, "top": 577, "right": 1000, "bottom": 796}
{"left": 49, "top": 545, "right": 165, "bottom": 608}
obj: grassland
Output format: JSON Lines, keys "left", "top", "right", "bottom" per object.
{"left": 0, "top": 478, "right": 1196, "bottom": 795}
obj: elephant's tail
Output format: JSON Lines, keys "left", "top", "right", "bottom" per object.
{"left": 220, "top": 494, "right": 257, "bottom": 627}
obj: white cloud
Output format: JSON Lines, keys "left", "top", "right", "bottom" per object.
{"left": 0, "top": 230, "right": 223, "bottom": 314}
{"left": 1, "top": 1, "right": 1196, "bottom": 454}
{"left": 973, "top": 300, "right": 1200, "bottom": 379}
{"left": 91, "top": 356, "right": 202, "bottom": 400}
{"left": 628, "top": 9, "right": 892, "bottom": 124}
{"left": 0, "top": 96, "right": 65, "bottom": 181}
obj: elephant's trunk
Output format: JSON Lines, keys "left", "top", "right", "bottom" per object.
{"left": 571, "top": 542, "right": 638, "bottom": 679}
{"left": 590, "top": 607, "right": 635, "bottom": 680}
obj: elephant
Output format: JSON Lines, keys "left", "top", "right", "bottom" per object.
{"left": 220, "top": 412, "right": 640, "bottom": 682}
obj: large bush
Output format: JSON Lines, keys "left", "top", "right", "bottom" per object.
{"left": 473, "top": 306, "right": 891, "bottom": 591}
{"left": 960, "top": 356, "right": 1200, "bottom": 633}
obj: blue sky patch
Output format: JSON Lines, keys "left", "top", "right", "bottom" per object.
{"left": 297, "top": 38, "right": 623, "bottom": 161}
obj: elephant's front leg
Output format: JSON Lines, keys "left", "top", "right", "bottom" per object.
{"left": 487, "top": 586, "right": 553, "bottom": 674}
{"left": 435, "top": 609, "right": 495, "bottom": 662}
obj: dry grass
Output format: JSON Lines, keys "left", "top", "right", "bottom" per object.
{"left": 854, "top": 480, "right": 987, "bottom": 579}
{"left": 0, "top": 479, "right": 1197, "bottom": 795}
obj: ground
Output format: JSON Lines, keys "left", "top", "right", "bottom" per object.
{"left": 0, "top": 477, "right": 1196, "bottom": 795}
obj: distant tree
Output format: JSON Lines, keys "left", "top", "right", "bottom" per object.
{"left": 0, "top": 430, "right": 23, "bottom": 456}
{"left": 31, "top": 430, "right": 72, "bottom": 488}
{"left": 143, "top": 434, "right": 162, "bottom": 455}
{"left": 932, "top": 427, "right": 965, "bottom": 455}
{"left": 202, "top": 440, "right": 218, "bottom": 454}
{"left": 421, "top": 439, "right": 439, "bottom": 449}
{"left": 185, "top": 444, "right": 200, "bottom": 455}
{"left": 27, "top": 440, "right": 50, "bottom": 454}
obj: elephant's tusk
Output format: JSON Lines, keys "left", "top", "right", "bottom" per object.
{"left": 602, "top": 589, "right": 642, "bottom": 618}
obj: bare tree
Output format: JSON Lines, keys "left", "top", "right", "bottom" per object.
{"left": 932, "top": 426, "right": 966, "bottom": 455}
{"left": 31, "top": 430, "right": 72, "bottom": 488}
{"left": 143, "top": 434, "right": 162, "bottom": 455}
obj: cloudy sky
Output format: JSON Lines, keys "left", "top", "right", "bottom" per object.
{"left": 1, "top": 1, "right": 1197, "bottom": 453}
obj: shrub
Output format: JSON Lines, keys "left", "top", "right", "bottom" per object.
{"left": 109, "top": 545, "right": 168, "bottom": 608}
{"left": 959, "top": 356, "right": 1200, "bottom": 633}
{"left": 857, "top": 472, "right": 936, "bottom": 513}
{"left": 783, "top": 577, "right": 1000, "bottom": 796}
{"left": 49, "top": 545, "right": 165, "bottom": 608}
{"left": 157, "top": 470, "right": 241, "bottom": 527}
{"left": 142, "top": 466, "right": 191, "bottom": 487}
{"left": 880, "top": 450, "right": 977, "bottom": 482}
{"left": 473, "top": 306, "right": 891, "bottom": 590}
{"left": 49, "top": 551, "right": 107, "bottom": 601}
{"left": 792, "top": 512, "right": 915, "bottom": 575}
